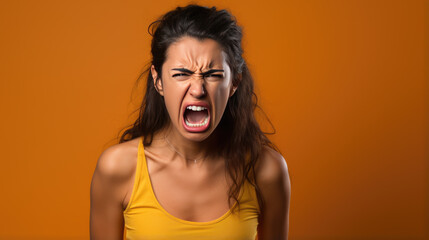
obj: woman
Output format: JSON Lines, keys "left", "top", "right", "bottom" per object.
{"left": 90, "top": 4, "right": 290, "bottom": 240}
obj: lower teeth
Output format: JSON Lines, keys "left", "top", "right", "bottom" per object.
{"left": 185, "top": 117, "right": 208, "bottom": 127}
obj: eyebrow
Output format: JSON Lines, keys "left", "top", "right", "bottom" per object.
{"left": 171, "top": 68, "right": 224, "bottom": 75}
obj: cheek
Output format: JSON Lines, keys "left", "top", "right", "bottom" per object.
{"left": 211, "top": 84, "right": 232, "bottom": 115}
{"left": 162, "top": 81, "right": 186, "bottom": 121}
{"left": 218, "top": 77, "right": 233, "bottom": 100}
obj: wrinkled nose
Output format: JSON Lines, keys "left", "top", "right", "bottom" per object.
{"left": 189, "top": 78, "right": 206, "bottom": 98}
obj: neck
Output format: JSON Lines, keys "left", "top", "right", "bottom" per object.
{"left": 160, "top": 124, "right": 217, "bottom": 165}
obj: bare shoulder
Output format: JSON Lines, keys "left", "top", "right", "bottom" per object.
{"left": 255, "top": 146, "right": 291, "bottom": 239}
{"left": 94, "top": 138, "right": 140, "bottom": 181}
{"left": 90, "top": 138, "right": 140, "bottom": 239}
{"left": 255, "top": 146, "right": 290, "bottom": 186}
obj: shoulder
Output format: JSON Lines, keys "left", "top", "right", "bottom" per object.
{"left": 94, "top": 138, "right": 140, "bottom": 181}
{"left": 254, "top": 147, "right": 291, "bottom": 240}
{"left": 255, "top": 146, "right": 290, "bottom": 187}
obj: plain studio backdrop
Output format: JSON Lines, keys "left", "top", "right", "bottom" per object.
{"left": 0, "top": 0, "right": 427, "bottom": 239}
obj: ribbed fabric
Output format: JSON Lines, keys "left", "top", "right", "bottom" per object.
{"left": 123, "top": 136, "right": 260, "bottom": 240}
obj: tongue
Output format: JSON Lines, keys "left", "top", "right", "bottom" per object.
{"left": 185, "top": 110, "right": 207, "bottom": 124}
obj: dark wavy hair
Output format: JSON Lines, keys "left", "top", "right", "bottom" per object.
{"left": 119, "top": 4, "right": 276, "bottom": 212}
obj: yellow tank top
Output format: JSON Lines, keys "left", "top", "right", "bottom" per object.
{"left": 123, "top": 137, "right": 260, "bottom": 240}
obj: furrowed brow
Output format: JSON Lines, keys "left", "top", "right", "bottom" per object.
{"left": 201, "top": 69, "right": 224, "bottom": 75}
{"left": 171, "top": 68, "right": 195, "bottom": 74}
{"left": 171, "top": 68, "right": 224, "bottom": 75}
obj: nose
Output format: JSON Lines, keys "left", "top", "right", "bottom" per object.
{"left": 189, "top": 77, "right": 206, "bottom": 98}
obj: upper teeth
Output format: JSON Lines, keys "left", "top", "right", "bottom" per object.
{"left": 186, "top": 106, "right": 207, "bottom": 111}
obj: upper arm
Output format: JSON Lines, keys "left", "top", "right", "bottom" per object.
{"left": 256, "top": 147, "right": 291, "bottom": 240}
{"left": 90, "top": 144, "right": 136, "bottom": 240}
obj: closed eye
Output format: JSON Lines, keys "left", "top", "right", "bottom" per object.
{"left": 172, "top": 73, "right": 190, "bottom": 77}
{"left": 204, "top": 74, "right": 223, "bottom": 79}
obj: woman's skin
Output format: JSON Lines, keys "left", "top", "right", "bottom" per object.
{"left": 90, "top": 36, "right": 291, "bottom": 240}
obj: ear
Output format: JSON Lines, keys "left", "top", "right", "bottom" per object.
{"left": 151, "top": 65, "right": 164, "bottom": 96}
{"left": 229, "top": 73, "right": 242, "bottom": 97}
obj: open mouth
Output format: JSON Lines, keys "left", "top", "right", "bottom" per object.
{"left": 183, "top": 104, "right": 210, "bottom": 132}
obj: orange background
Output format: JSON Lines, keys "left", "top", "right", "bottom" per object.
{"left": 0, "top": 0, "right": 427, "bottom": 239}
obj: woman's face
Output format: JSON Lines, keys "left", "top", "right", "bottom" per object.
{"left": 151, "top": 36, "right": 237, "bottom": 142}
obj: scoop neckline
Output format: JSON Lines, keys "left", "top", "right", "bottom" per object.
{"left": 140, "top": 136, "right": 242, "bottom": 226}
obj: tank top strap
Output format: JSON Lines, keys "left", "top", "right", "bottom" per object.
{"left": 123, "top": 136, "right": 158, "bottom": 213}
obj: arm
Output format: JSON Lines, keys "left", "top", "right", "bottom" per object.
{"left": 256, "top": 147, "right": 291, "bottom": 240}
{"left": 90, "top": 145, "right": 136, "bottom": 240}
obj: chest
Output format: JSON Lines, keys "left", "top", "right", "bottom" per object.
{"left": 124, "top": 157, "right": 234, "bottom": 222}
{"left": 123, "top": 160, "right": 260, "bottom": 240}
{"left": 148, "top": 158, "right": 232, "bottom": 222}
{"left": 122, "top": 150, "right": 260, "bottom": 240}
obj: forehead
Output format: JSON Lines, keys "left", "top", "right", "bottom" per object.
{"left": 164, "top": 36, "right": 227, "bottom": 68}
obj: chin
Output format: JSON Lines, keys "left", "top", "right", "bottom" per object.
{"left": 180, "top": 130, "right": 213, "bottom": 143}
